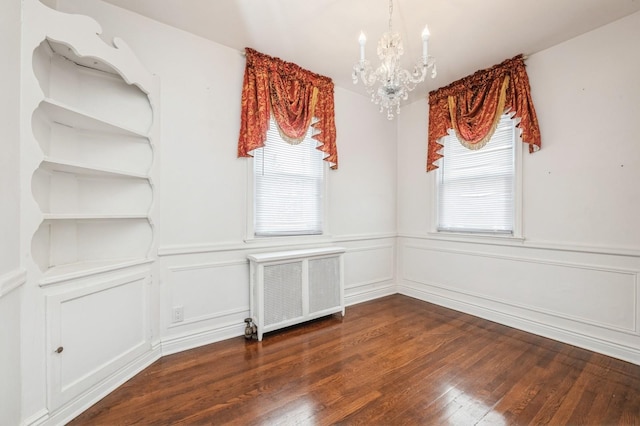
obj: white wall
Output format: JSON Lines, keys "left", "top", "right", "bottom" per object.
{"left": 524, "top": 15, "right": 640, "bottom": 249}
{"left": 0, "top": 0, "right": 23, "bottom": 424}
{"left": 0, "top": 0, "right": 22, "bottom": 275}
{"left": 397, "top": 11, "right": 640, "bottom": 364}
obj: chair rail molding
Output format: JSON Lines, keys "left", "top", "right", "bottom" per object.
{"left": 398, "top": 233, "right": 640, "bottom": 258}
{"left": 0, "top": 269, "right": 26, "bottom": 298}
{"left": 158, "top": 232, "right": 397, "bottom": 257}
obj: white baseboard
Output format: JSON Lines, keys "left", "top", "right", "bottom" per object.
{"left": 398, "top": 283, "right": 640, "bottom": 366}
{"left": 345, "top": 284, "right": 396, "bottom": 307}
{"left": 161, "top": 322, "right": 245, "bottom": 356}
{"left": 23, "top": 408, "right": 48, "bottom": 426}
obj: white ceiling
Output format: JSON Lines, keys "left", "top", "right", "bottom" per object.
{"left": 100, "top": 0, "right": 640, "bottom": 103}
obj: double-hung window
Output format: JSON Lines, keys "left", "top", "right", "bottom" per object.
{"left": 437, "top": 113, "right": 519, "bottom": 235}
{"left": 252, "top": 118, "right": 324, "bottom": 237}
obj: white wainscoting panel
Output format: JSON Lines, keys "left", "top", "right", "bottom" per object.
{"left": 46, "top": 271, "right": 151, "bottom": 410}
{"left": 344, "top": 243, "right": 395, "bottom": 305}
{"left": 403, "top": 245, "right": 637, "bottom": 334}
{"left": 161, "top": 259, "right": 250, "bottom": 355}
{"left": 167, "top": 260, "right": 249, "bottom": 328}
{"left": 398, "top": 237, "right": 640, "bottom": 365}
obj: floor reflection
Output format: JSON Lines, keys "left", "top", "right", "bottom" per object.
{"left": 441, "top": 385, "right": 507, "bottom": 425}
{"left": 258, "top": 396, "right": 317, "bottom": 425}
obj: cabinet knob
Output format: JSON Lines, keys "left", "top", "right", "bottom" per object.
{"left": 55, "top": 346, "right": 64, "bottom": 354}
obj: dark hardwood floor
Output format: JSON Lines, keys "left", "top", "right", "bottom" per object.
{"left": 69, "top": 295, "right": 640, "bottom": 425}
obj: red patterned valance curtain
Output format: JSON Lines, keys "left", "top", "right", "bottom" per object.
{"left": 427, "top": 54, "right": 541, "bottom": 171}
{"left": 238, "top": 48, "right": 338, "bottom": 169}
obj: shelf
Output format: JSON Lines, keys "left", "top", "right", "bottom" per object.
{"left": 38, "top": 98, "right": 149, "bottom": 138}
{"left": 40, "top": 158, "right": 149, "bottom": 180}
{"left": 46, "top": 39, "right": 121, "bottom": 77}
{"left": 40, "top": 257, "right": 154, "bottom": 286}
{"left": 42, "top": 213, "right": 149, "bottom": 221}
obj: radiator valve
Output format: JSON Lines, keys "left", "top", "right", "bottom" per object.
{"left": 244, "top": 318, "right": 257, "bottom": 340}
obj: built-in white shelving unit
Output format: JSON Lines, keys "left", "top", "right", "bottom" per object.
{"left": 21, "top": 1, "right": 160, "bottom": 418}
{"left": 30, "top": 38, "right": 156, "bottom": 284}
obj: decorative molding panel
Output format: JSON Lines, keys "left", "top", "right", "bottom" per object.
{"left": 402, "top": 244, "right": 638, "bottom": 334}
{"left": 166, "top": 260, "right": 249, "bottom": 329}
{"left": 342, "top": 244, "right": 395, "bottom": 307}
{"left": 344, "top": 244, "right": 394, "bottom": 290}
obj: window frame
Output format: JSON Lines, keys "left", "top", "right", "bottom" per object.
{"left": 430, "top": 114, "right": 523, "bottom": 241}
{"left": 245, "top": 119, "right": 331, "bottom": 243}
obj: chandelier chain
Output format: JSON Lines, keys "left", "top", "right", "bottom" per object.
{"left": 388, "top": 0, "right": 393, "bottom": 32}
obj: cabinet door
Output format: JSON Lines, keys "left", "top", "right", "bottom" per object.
{"left": 47, "top": 272, "right": 151, "bottom": 410}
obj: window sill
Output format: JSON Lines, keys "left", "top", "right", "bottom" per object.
{"left": 243, "top": 233, "right": 334, "bottom": 247}
{"left": 425, "top": 231, "right": 525, "bottom": 246}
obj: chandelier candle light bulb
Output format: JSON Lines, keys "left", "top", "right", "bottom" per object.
{"left": 422, "top": 26, "right": 429, "bottom": 61}
{"left": 359, "top": 31, "right": 366, "bottom": 61}
{"left": 353, "top": 0, "right": 436, "bottom": 120}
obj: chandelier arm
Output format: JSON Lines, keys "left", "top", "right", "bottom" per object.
{"left": 353, "top": 61, "right": 380, "bottom": 89}
{"left": 405, "top": 64, "right": 428, "bottom": 85}
{"left": 396, "top": 69, "right": 416, "bottom": 92}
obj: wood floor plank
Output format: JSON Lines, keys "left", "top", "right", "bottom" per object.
{"left": 69, "top": 295, "right": 640, "bottom": 425}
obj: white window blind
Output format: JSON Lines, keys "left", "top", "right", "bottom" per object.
{"left": 253, "top": 119, "right": 324, "bottom": 236}
{"left": 437, "top": 114, "right": 516, "bottom": 234}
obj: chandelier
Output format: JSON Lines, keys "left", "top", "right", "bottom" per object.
{"left": 352, "top": 0, "right": 436, "bottom": 120}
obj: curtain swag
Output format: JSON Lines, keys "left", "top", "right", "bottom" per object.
{"left": 237, "top": 48, "right": 338, "bottom": 169}
{"left": 427, "top": 54, "right": 541, "bottom": 172}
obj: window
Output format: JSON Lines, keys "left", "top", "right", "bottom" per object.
{"left": 253, "top": 118, "right": 325, "bottom": 237}
{"left": 437, "top": 114, "right": 518, "bottom": 235}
